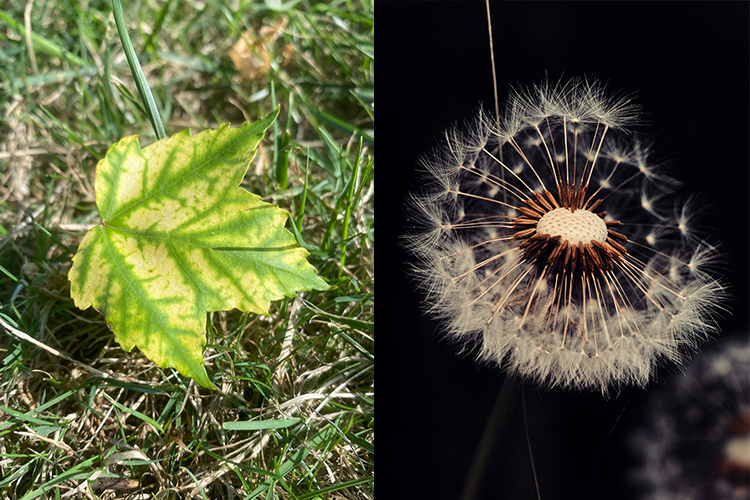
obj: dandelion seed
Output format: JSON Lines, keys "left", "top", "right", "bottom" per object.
{"left": 406, "top": 77, "right": 727, "bottom": 393}
{"left": 631, "top": 337, "right": 750, "bottom": 498}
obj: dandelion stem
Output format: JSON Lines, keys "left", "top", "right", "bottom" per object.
{"left": 459, "top": 375, "right": 521, "bottom": 500}
{"left": 522, "top": 386, "right": 542, "bottom": 500}
{"left": 485, "top": 0, "right": 499, "bottom": 128}
{"left": 484, "top": 0, "right": 505, "bottom": 205}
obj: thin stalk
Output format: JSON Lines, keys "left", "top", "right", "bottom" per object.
{"left": 460, "top": 374, "right": 521, "bottom": 500}
{"left": 111, "top": 0, "right": 166, "bottom": 140}
{"left": 522, "top": 386, "right": 542, "bottom": 500}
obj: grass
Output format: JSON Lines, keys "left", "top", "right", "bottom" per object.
{"left": 0, "top": 0, "right": 373, "bottom": 498}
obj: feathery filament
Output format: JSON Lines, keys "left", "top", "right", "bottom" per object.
{"left": 407, "top": 78, "right": 727, "bottom": 393}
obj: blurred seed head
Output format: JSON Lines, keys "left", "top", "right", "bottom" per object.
{"left": 406, "top": 77, "right": 728, "bottom": 394}
{"left": 631, "top": 337, "right": 750, "bottom": 499}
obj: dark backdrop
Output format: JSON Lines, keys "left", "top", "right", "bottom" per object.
{"left": 379, "top": 2, "right": 750, "bottom": 499}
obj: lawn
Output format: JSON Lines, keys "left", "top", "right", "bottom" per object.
{"left": 0, "top": 0, "right": 373, "bottom": 498}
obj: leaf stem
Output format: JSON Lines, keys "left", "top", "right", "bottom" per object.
{"left": 111, "top": 0, "right": 166, "bottom": 140}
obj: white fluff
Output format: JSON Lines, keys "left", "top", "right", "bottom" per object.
{"left": 406, "top": 77, "right": 728, "bottom": 394}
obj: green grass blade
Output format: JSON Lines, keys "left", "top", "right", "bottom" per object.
{"left": 103, "top": 393, "right": 165, "bottom": 434}
{"left": 0, "top": 461, "right": 32, "bottom": 488}
{"left": 0, "top": 405, "right": 53, "bottom": 429}
{"left": 303, "top": 300, "right": 373, "bottom": 333}
{"left": 182, "top": 466, "right": 211, "bottom": 500}
{"left": 303, "top": 102, "right": 373, "bottom": 145}
{"left": 338, "top": 137, "right": 364, "bottom": 278}
{"left": 223, "top": 418, "right": 301, "bottom": 431}
{"left": 0, "top": 10, "right": 87, "bottom": 67}
{"left": 0, "top": 263, "right": 19, "bottom": 282}
{"left": 276, "top": 130, "right": 291, "bottom": 190}
{"left": 16, "top": 456, "right": 99, "bottom": 500}
{"left": 143, "top": 0, "right": 175, "bottom": 52}
{"left": 110, "top": 0, "right": 166, "bottom": 139}
{"left": 297, "top": 478, "right": 372, "bottom": 500}
{"left": 247, "top": 426, "right": 334, "bottom": 499}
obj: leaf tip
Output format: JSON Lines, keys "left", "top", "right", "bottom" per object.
{"left": 193, "top": 368, "right": 216, "bottom": 390}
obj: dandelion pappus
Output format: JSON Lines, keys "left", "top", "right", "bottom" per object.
{"left": 406, "top": 77, "right": 728, "bottom": 394}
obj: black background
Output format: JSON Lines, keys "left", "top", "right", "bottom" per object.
{"left": 379, "top": 2, "right": 749, "bottom": 499}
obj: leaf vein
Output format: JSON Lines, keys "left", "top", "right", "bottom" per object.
{"left": 105, "top": 126, "right": 258, "bottom": 223}
{"left": 203, "top": 247, "right": 260, "bottom": 310}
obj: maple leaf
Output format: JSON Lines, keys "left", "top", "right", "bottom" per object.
{"left": 69, "top": 109, "right": 327, "bottom": 389}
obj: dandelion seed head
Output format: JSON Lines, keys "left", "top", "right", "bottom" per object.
{"left": 406, "top": 77, "right": 727, "bottom": 394}
{"left": 632, "top": 338, "right": 750, "bottom": 499}
{"left": 724, "top": 434, "right": 750, "bottom": 468}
